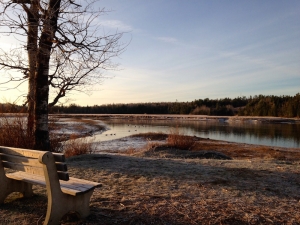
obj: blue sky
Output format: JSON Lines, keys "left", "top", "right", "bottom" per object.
{"left": 1, "top": 0, "right": 300, "bottom": 105}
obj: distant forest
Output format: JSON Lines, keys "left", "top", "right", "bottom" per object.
{"left": 1, "top": 94, "right": 300, "bottom": 118}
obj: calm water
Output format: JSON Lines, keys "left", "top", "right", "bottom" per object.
{"left": 91, "top": 118, "right": 300, "bottom": 148}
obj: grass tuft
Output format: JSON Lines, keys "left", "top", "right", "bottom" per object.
{"left": 166, "top": 127, "right": 196, "bottom": 150}
{"left": 63, "top": 134, "right": 95, "bottom": 157}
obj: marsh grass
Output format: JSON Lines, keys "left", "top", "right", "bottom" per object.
{"left": 2, "top": 153, "right": 300, "bottom": 224}
{"left": 0, "top": 115, "right": 34, "bottom": 149}
{"left": 131, "top": 132, "right": 168, "bottom": 141}
{"left": 166, "top": 127, "right": 196, "bottom": 150}
{"left": 63, "top": 134, "right": 95, "bottom": 157}
{"left": 0, "top": 114, "right": 64, "bottom": 151}
{"left": 131, "top": 128, "right": 197, "bottom": 151}
{"left": 0, "top": 115, "right": 95, "bottom": 155}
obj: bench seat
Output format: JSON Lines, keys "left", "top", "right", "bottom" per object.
{"left": 6, "top": 171, "right": 101, "bottom": 196}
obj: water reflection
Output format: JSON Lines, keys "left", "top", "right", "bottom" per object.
{"left": 91, "top": 119, "right": 300, "bottom": 148}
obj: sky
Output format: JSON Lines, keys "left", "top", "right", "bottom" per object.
{"left": 1, "top": 0, "right": 300, "bottom": 106}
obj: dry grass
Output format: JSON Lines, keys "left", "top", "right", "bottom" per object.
{"left": 0, "top": 115, "right": 34, "bottom": 149}
{"left": 0, "top": 115, "right": 96, "bottom": 154}
{"left": 0, "top": 116, "right": 62, "bottom": 152}
{"left": 190, "top": 139, "right": 300, "bottom": 161}
{"left": 131, "top": 132, "right": 168, "bottom": 141}
{"left": 131, "top": 132, "right": 300, "bottom": 161}
{"left": 1, "top": 153, "right": 300, "bottom": 224}
{"left": 166, "top": 127, "right": 196, "bottom": 150}
{"left": 63, "top": 134, "right": 95, "bottom": 157}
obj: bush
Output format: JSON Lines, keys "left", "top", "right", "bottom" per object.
{"left": 167, "top": 127, "right": 195, "bottom": 150}
{"left": 0, "top": 115, "right": 34, "bottom": 149}
{"left": 63, "top": 134, "right": 95, "bottom": 157}
{"left": 0, "top": 115, "right": 95, "bottom": 155}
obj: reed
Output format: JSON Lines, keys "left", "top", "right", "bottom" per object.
{"left": 166, "top": 127, "right": 195, "bottom": 150}
{"left": 0, "top": 115, "right": 34, "bottom": 149}
{"left": 63, "top": 134, "right": 95, "bottom": 157}
{"left": 0, "top": 115, "right": 94, "bottom": 155}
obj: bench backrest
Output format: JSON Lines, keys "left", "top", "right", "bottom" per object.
{"left": 0, "top": 146, "right": 69, "bottom": 181}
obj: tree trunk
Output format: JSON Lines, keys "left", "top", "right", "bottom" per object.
{"left": 33, "top": 0, "right": 61, "bottom": 150}
{"left": 27, "top": 0, "right": 39, "bottom": 139}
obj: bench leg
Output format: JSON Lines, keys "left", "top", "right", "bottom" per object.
{"left": 69, "top": 189, "right": 94, "bottom": 218}
{"left": 0, "top": 179, "right": 33, "bottom": 204}
{"left": 43, "top": 189, "right": 94, "bottom": 225}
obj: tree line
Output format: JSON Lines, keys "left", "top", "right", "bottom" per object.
{"left": 1, "top": 94, "right": 299, "bottom": 117}
{"left": 45, "top": 94, "right": 300, "bottom": 118}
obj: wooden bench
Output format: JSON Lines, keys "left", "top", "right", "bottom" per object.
{"left": 0, "top": 146, "right": 101, "bottom": 225}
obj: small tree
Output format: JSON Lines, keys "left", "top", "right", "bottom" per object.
{"left": 0, "top": 0, "right": 124, "bottom": 150}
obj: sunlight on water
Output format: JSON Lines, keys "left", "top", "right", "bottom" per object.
{"left": 90, "top": 119, "right": 300, "bottom": 148}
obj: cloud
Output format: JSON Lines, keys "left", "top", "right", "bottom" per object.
{"left": 101, "top": 20, "right": 133, "bottom": 32}
{"left": 155, "top": 36, "right": 178, "bottom": 44}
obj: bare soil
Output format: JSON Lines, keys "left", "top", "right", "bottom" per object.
{"left": 1, "top": 133, "right": 300, "bottom": 224}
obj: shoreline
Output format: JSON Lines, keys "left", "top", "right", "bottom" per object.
{"left": 93, "top": 134, "right": 300, "bottom": 159}
{"left": 53, "top": 113, "right": 300, "bottom": 124}
{"left": 1, "top": 113, "right": 299, "bottom": 123}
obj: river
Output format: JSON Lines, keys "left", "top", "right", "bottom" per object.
{"left": 86, "top": 116, "right": 300, "bottom": 148}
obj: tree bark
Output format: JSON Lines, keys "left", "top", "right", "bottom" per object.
{"left": 34, "top": 0, "right": 61, "bottom": 150}
{"left": 26, "top": 0, "right": 39, "bottom": 137}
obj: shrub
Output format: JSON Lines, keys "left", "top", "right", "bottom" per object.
{"left": 167, "top": 127, "right": 195, "bottom": 150}
{"left": 0, "top": 115, "right": 95, "bottom": 155}
{"left": 63, "top": 134, "right": 95, "bottom": 157}
{"left": 0, "top": 115, "right": 34, "bottom": 149}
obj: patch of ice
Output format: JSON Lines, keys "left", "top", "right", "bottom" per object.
{"left": 93, "top": 136, "right": 165, "bottom": 152}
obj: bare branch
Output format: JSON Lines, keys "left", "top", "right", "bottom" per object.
{"left": 12, "top": 0, "right": 30, "bottom": 4}
{"left": 0, "top": 0, "right": 126, "bottom": 108}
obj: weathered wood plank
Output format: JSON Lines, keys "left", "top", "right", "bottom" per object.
{"left": 0, "top": 153, "right": 42, "bottom": 167}
{"left": 6, "top": 172, "right": 46, "bottom": 186}
{"left": 53, "top": 153, "right": 65, "bottom": 162}
{"left": 6, "top": 172, "right": 93, "bottom": 196}
{"left": 2, "top": 161, "right": 44, "bottom": 176}
{"left": 57, "top": 171, "right": 69, "bottom": 181}
{"left": 69, "top": 177, "right": 101, "bottom": 186}
{"left": 55, "top": 162, "right": 67, "bottom": 172}
{"left": 0, "top": 146, "right": 44, "bottom": 159}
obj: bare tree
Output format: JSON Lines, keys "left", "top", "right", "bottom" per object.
{"left": 0, "top": 0, "right": 124, "bottom": 150}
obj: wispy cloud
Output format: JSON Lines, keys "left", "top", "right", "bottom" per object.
{"left": 101, "top": 20, "right": 133, "bottom": 32}
{"left": 155, "top": 36, "right": 178, "bottom": 44}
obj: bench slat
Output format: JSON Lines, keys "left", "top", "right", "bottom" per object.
{"left": 6, "top": 172, "right": 99, "bottom": 196}
{"left": 53, "top": 153, "right": 65, "bottom": 162}
{"left": 66, "top": 177, "right": 101, "bottom": 187}
{"left": 57, "top": 171, "right": 69, "bottom": 181}
{"left": 55, "top": 162, "right": 68, "bottom": 172}
{"left": 1, "top": 154, "right": 69, "bottom": 181}
{"left": 3, "top": 161, "right": 44, "bottom": 176}
{"left": 0, "top": 146, "right": 44, "bottom": 159}
{"left": 0, "top": 153, "right": 42, "bottom": 167}
{"left": 7, "top": 172, "right": 47, "bottom": 186}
